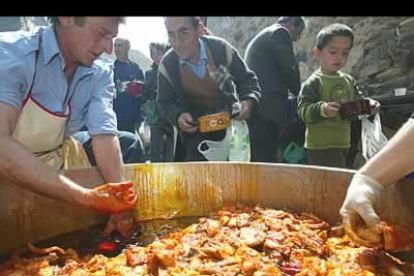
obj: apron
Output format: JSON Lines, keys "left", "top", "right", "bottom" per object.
{"left": 12, "top": 35, "right": 90, "bottom": 171}
{"left": 185, "top": 47, "right": 234, "bottom": 161}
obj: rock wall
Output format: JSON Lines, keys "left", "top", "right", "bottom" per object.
{"left": 208, "top": 16, "right": 414, "bottom": 99}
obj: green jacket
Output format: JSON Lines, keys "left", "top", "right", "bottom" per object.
{"left": 298, "top": 69, "right": 362, "bottom": 149}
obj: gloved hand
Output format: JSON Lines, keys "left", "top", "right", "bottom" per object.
{"left": 88, "top": 181, "right": 137, "bottom": 215}
{"left": 103, "top": 211, "right": 134, "bottom": 238}
{"left": 340, "top": 173, "right": 384, "bottom": 247}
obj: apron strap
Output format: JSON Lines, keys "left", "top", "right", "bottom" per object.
{"left": 22, "top": 34, "right": 42, "bottom": 106}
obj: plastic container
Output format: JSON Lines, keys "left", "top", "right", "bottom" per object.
{"left": 198, "top": 112, "right": 231, "bottom": 133}
{"left": 229, "top": 120, "right": 250, "bottom": 161}
{"left": 126, "top": 81, "right": 144, "bottom": 97}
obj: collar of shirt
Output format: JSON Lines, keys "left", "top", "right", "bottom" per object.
{"left": 179, "top": 39, "right": 208, "bottom": 78}
{"left": 41, "top": 27, "right": 60, "bottom": 66}
{"left": 115, "top": 59, "right": 132, "bottom": 65}
{"left": 40, "top": 27, "right": 94, "bottom": 76}
{"left": 316, "top": 67, "right": 342, "bottom": 78}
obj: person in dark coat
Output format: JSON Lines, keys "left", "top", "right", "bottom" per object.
{"left": 143, "top": 42, "right": 176, "bottom": 162}
{"left": 244, "top": 16, "right": 305, "bottom": 162}
{"left": 113, "top": 37, "right": 145, "bottom": 134}
{"left": 158, "top": 17, "right": 261, "bottom": 161}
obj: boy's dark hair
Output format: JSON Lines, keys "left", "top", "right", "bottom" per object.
{"left": 277, "top": 16, "right": 305, "bottom": 28}
{"left": 316, "top": 23, "right": 354, "bottom": 50}
{"left": 48, "top": 17, "right": 125, "bottom": 28}
{"left": 149, "top": 42, "right": 167, "bottom": 58}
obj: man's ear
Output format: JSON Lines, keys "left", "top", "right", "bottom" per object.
{"left": 58, "top": 17, "right": 75, "bottom": 27}
{"left": 314, "top": 47, "right": 321, "bottom": 58}
{"left": 197, "top": 21, "right": 204, "bottom": 37}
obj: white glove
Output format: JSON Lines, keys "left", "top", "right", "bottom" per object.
{"left": 340, "top": 173, "right": 383, "bottom": 246}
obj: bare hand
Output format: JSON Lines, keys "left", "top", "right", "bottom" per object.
{"left": 178, "top": 113, "right": 198, "bottom": 133}
{"left": 233, "top": 99, "right": 255, "bottom": 121}
{"left": 88, "top": 181, "right": 137, "bottom": 215}
{"left": 369, "top": 99, "right": 381, "bottom": 114}
{"left": 103, "top": 211, "right": 135, "bottom": 238}
{"left": 323, "top": 102, "right": 341, "bottom": 117}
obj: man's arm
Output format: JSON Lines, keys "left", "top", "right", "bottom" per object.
{"left": 0, "top": 101, "right": 137, "bottom": 215}
{"left": 225, "top": 42, "right": 261, "bottom": 107}
{"left": 92, "top": 132, "right": 139, "bottom": 238}
{"left": 86, "top": 59, "right": 138, "bottom": 237}
{"left": 92, "top": 134, "right": 124, "bottom": 182}
{"left": 361, "top": 119, "right": 414, "bottom": 184}
{"left": 0, "top": 102, "right": 90, "bottom": 207}
{"left": 297, "top": 75, "right": 325, "bottom": 124}
{"left": 157, "top": 62, "right": 186, "bottom": 127}
{"left": 340, "top": 119, "right": 414, "bottom": 246}
{"left": 270, "top": 29, "right": 301, "bottom": 95}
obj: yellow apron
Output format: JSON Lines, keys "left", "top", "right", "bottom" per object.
{"left": 12, "top": 96, "right": 91, "bottom": 171}
{"left": 12, "top": 35, "right": 90, "bottom": 171}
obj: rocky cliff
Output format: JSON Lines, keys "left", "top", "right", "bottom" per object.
{"left": 208, "top": 17, "right": 414, "bottom": 99}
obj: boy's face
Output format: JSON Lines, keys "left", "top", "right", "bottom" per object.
{"left": 151, "top": 47, "right": 165, "bottom": 65}
{"left": 315, "top": 35, "right": 352, "bottom": 74}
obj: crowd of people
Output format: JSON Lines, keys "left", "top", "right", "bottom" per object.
{"left": 2, "top": 16, "right": 411, "bottom": 247}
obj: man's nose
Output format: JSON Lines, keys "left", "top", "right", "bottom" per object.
{"left": 171, "top": 38, "right": 182, "bottom": 50}
{"left": 103, "top": 39, "right": 114, "bottom": 54}
{"left": 335, "top": 55, "right": 343, "bottom": 63}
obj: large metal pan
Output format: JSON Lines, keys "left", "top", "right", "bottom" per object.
{"left": 0, "top": 162, "right": 413, "bottom": 254}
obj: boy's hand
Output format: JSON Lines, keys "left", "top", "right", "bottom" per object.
{"left": 322, "top": 102, "right": 341, "bottom": 118}
{"left": 369, "top": 99, "right": 381, "bottom": 114}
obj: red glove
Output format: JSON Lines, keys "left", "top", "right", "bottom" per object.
{"left": 103, "top": 211, "right": 135, "bottom": 238}
{"left": 89, "top": 181, "right": 137, "bottom": 215}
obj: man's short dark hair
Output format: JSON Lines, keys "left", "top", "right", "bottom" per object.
{"left": 164, "top": 17, "right": 200, "bottom": 29}
{"left": 189, "top": 17, "right": 200, "bottom": 29}
{"left": 277, "top": 16, "right": 305, "bottom": 28}
{"left": 48, "top": 17, "right": 125, "bottom": 28}
{"left": 316, "top": 23, "right": 354, "bottom": 50}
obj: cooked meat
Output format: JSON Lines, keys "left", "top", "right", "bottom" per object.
{"left": 1, "top": 205, "right": 412, "bottom": 276}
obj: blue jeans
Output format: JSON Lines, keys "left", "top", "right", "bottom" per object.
{"left": 72, "top": 131, "right": 145, "bottom": 165}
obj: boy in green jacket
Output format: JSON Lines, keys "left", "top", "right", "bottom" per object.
{"left": 298, "top": 23, "right": 380, "bottom": 168}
